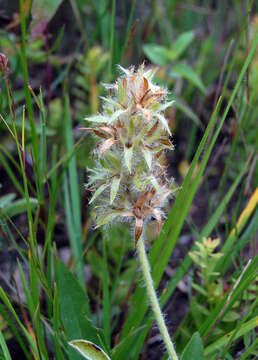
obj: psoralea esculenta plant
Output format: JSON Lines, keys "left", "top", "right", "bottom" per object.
{"left": 83, "top": 64, "right": 178, "bottom": 359}
{"left": 85, "top": 64, "right": 175, "bottom": 244}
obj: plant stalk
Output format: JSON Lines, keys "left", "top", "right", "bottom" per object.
{"left": 136, "top": 236, "right": 178, "bottom": 360}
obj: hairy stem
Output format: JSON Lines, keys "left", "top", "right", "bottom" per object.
{"left": 136, "top": 236, "right": 178, "bottom": 360}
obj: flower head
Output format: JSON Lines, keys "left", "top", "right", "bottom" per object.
{"left": 84, "top": 64, "right": 175, "bottom": 244}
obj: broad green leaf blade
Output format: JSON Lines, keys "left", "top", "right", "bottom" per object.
{"left": 172, "top": 63, "right": 206, "bottom": 93}
{"left": 54, "top": 259, "right": 100, "bottom": 346}
{"left": 169, "top": 31, "right": 194, "bottom": 60}
{"left": 143, "top": 31, "right": 194, "bottom": 64}
{"left": 142, "top": 44, "right": 170, "bottom": 66}
{"left": 69, "top": 340, "right": 111, "bottom": 360}
{"left": 180, "top": 332, "right": 204, "bottom": 360}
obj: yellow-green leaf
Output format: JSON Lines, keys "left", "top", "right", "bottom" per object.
{"left": 69, "top": 340, "right": 111, "bottom": 360}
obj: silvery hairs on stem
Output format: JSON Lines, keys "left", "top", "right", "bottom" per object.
{"left": 83, "top": 63, "right": 175, "bottom": 245}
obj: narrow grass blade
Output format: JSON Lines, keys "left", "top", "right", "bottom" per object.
{"left": 62, "top": 93, "right": 85, "bottom": 288}
{"left": 0, "top": 150, "right": 24, "bottom": 196}
{"left": 19, "top": 0, "right": 39, "bottom": 171}
{"left": 0, "top": 287, "right": 39, "bottom": 357}
{"left": 102, "top": 239, "right": 111, "bottom": 351}
{"left": 109, "top": 0, "right": 116, "bottom": 78}
{"left": 0, "top": 303, "right": 32, "bottom": 360}
{"left": 217, "top": 187, "right": 258, "bottom": 273}
{"left": 239, "top": 338, "right": 258, "bottom": 360}
{"left": 0, "top": 330, "right": 12, "bottom": 360}
{"left": 199, "top": 257, "right": 258, "bottom": 338}
{"left": 204, "top": 316, "right": 258, "bottom": 356}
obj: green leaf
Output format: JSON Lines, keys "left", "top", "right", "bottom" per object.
{"left": 5, "top": 198, "right": 38, "bottom": 217}
{"left": 54, "top": 259, "right": 100, "bottom": 351}
{"left": 171, "top": 63, "right": 206, "bottom": 94}
{"left": 91, "top": 0, "right": 109, "bottom": 16}
{"left": 69, "top": 340, "right": 111, "bottom": 360}
{"left": 87, "top": 250, "right": 104, "bottom": 278}
{"left": 89, "top": 184, "right": 108, "bottom": 204}
{"left": 191, "top": 282, "right": 208, "bottom": 296}
{"left": 143, "top": 32, "right": 194, "bottom": 64}
{"left": 0, "top": 194, "right": 16, "bottom": 207}
{"left": 63, "top": 94, "right": 86, "bottom": 287}
{"left": 0, "top": 287, "right": 39, "bottom": 357}
{"left": 169, "top": 31, "right": 194, "bottom": 60}
{"left": 143, "top": 44, "right": 170, "bottom": 66}
{"left": 180, "top": 332, "right": 204, "bottom": 360}
{"left": 204, "top": 316, "right": 258, "bottom": 356}
{"left": 110, "top": 177, "right": 121, "bottom": 204}
{"left": 200, "top": 257, "right": 258, "bottom": 338}
{"left": 174, "top": 96, "right": 201, "bottom": 126}
{"left": 222, "top": 311, "right": 240, "bottom": 322}
{"left": 0, "top": 330, "right": 12, "bottom": 360}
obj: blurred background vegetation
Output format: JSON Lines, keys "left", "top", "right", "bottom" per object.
{"left": 0, "top": 1, "right": 257, "bottom": 359}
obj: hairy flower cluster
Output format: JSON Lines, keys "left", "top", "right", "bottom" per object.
{"left": 84, "top": 64, "right": 175, "bottom": 244}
